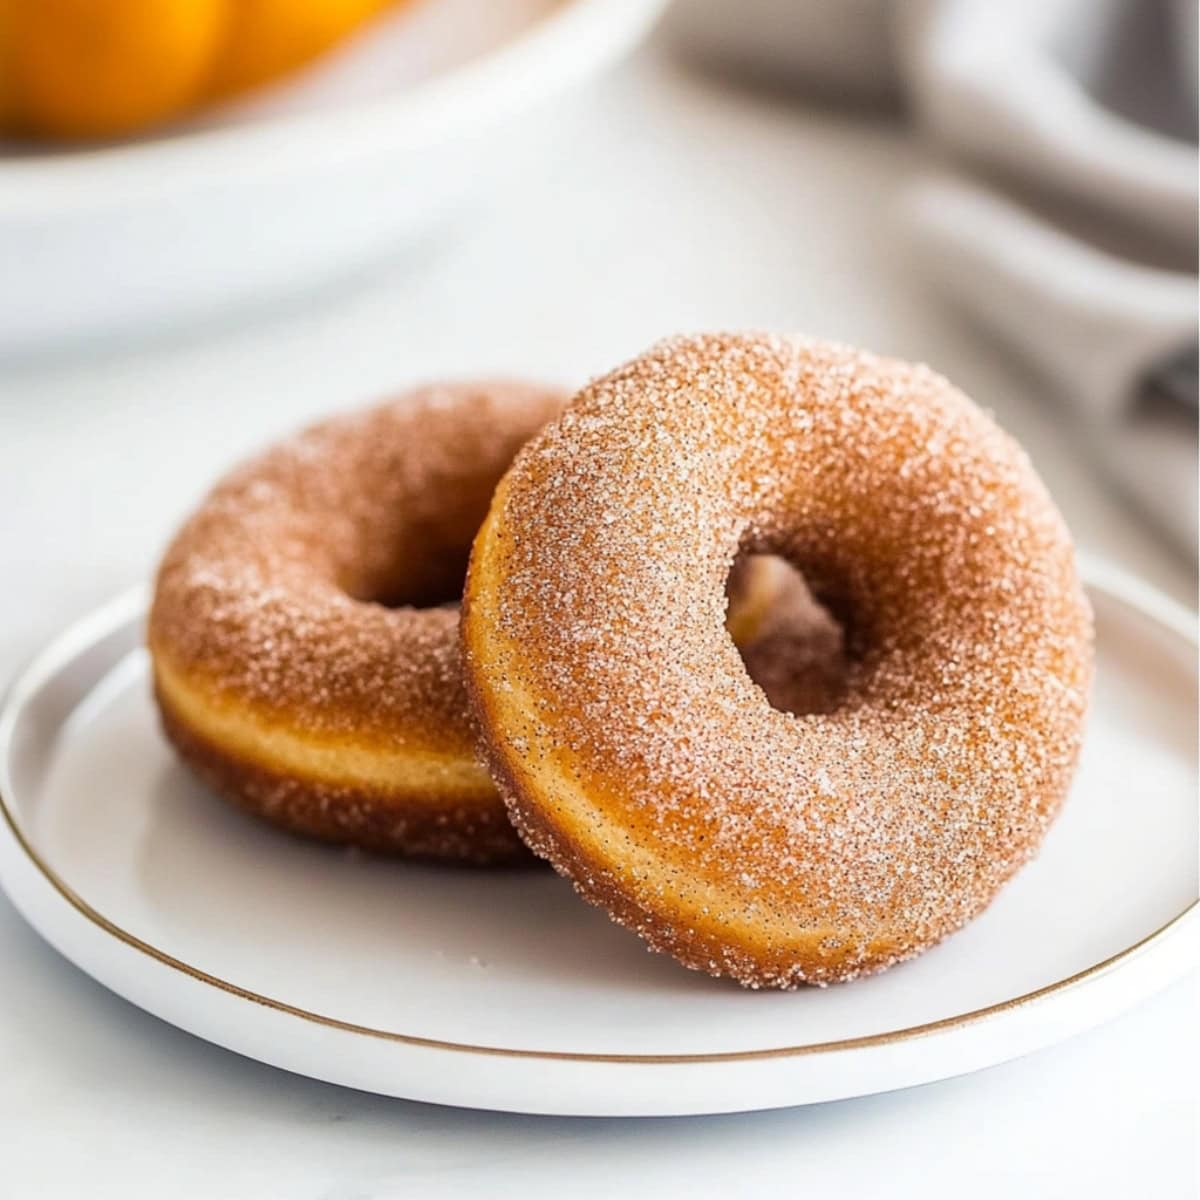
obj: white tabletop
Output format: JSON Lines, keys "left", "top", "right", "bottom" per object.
{"left": 0, "top": 41, "right": 1194, "bottom": 1199}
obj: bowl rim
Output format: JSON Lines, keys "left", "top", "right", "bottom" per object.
{"left": 0, "top": 0, "right": 668, "bottom": 213}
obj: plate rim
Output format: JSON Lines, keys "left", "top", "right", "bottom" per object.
{"left": 0, "top": 555, "right": 1196, "bottom": 1066}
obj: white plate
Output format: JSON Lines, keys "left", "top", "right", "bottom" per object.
{"left": 0, "top": 0, "right": 665, "bottom": 354}
{"left": 0, "top": 559, "right": 1195, "bottom": 1116}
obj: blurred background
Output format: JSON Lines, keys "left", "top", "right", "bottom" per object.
{"left": 1, "top": 0, "right": 1196, "bottom": 682}
{"left": 0, "top": 4, "right": 1196, "bottom": 1191}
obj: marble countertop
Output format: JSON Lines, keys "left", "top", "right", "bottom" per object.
{"left": 0, "top": 40, "right": 1193, "bottom": 1200}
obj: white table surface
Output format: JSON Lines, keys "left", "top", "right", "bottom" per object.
{"left": 0, "top": 39, "right": 1195, "bottom": 1200}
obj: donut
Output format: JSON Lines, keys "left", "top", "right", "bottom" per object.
{"left": 149, "top": 380, "right": 564, "bottom": 864}
{"left": 462, "top": 333, "right": 1093, "bottom": 985}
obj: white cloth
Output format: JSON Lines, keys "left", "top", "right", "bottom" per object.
{"left": 899, "top": 0, "right": 1198, "bottom": 556}
{"left": 669, "top": 0, "right": 1199, "bottom": 556}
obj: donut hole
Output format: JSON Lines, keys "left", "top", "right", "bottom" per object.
{"left": 347, "top": 543, "right": 472, "bottom": 612}
{"left": 727, "top": 554, "right": 849, "bottom": 716}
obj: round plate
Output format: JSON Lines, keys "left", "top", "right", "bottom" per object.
{"left": 0, "top": 560, "right": 1195, "bottom": 1116}
{"left": 0, "top": 0, "right": 665, "bottom": 353}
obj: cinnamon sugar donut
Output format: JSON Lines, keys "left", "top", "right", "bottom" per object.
{"left": 149, "top": 381, "right": 564, "bottom": 863}
{"left": 462, "top": 334, "right": 1093, "bottom": 985}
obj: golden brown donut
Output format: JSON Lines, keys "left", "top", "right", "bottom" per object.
{"left": 463, "top": 333, "right": 1094, "bottom": 985}
{"left": 149, "top": 380, "right": 565, "bottom": 864}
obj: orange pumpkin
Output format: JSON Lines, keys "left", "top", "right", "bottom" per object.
{"left": 0, "top": 0, "right": 405, "bottom": 141}
{"left": 207, "top": 0, "right": 392, "bottom": 99}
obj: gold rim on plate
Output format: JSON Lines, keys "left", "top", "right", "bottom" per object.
{"left": 0, "top": 561, "right": 1195, "bottom": 1065}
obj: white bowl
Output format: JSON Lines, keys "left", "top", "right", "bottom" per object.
{"left": 0, "top": 0, "right": 665, "bottom": 355}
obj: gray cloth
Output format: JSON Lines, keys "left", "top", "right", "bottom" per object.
{"left": 671, "top": 0, "right": 1199, "bottom": 556}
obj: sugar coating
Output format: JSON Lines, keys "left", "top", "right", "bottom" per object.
{"left": 152, "top": 380, "right": 565, "bottom": 740}
{"left": 149, "top": 380, "right": 565, "bottom": 861}
{"left": 463, "top": 333, "right": 1094, "bottom": 986}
